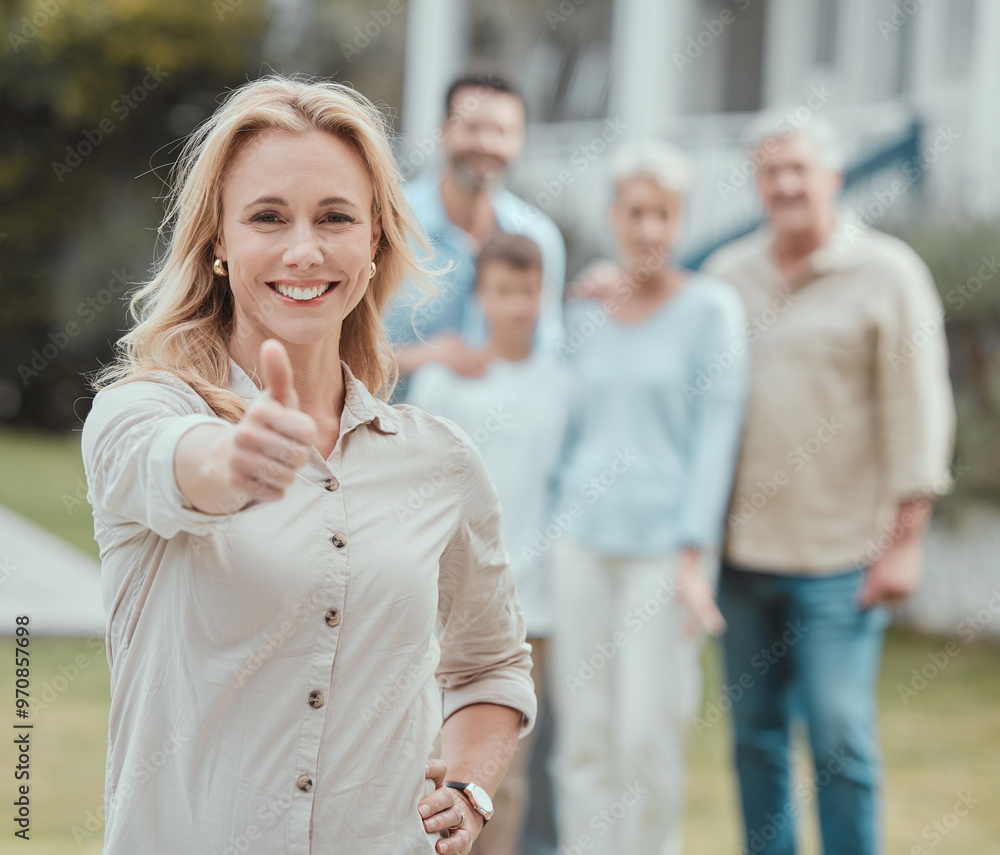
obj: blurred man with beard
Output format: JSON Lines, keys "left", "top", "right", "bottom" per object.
{"left": 387, "top": 73, "right": 566, "bottom": 387}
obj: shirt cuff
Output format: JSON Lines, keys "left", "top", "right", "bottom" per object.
{"left": 891, "top": 470, "right": 953, "bottom": 502}
{"left": 441, "top": 664, "right": 538, "bottom": 739}
{"left": 146, "top": 413, "right": 242, "bottom": 540}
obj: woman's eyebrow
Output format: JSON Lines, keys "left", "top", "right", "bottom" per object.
{"left": 243, "top": 195, "right": 360, "bottom": 211}
{"left": 244, "top": 195, "right": 286, "bottom": 209}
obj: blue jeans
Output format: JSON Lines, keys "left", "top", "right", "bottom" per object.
{"left": 718, "top": 563, "right": 891, "bottom": 855}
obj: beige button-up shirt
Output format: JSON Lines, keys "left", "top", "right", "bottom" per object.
{"left": 704, "top": 221, "right": 955, "bottom": 573}
{"left": 81, "top": 358, "right": 535, "bottom": 855}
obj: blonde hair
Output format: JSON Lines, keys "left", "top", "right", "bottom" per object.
{"left": 93, "top": 75, "right": 432, "bottom": 420}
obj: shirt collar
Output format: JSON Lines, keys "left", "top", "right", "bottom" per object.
{"left": 412, "top": 169, "right": 521, "bottom": 237}
{"left": 761, "top": 209, "right": 869, "bottom": 288}
{"left": 226, "top": 357, "right": 400, "bottom": 436}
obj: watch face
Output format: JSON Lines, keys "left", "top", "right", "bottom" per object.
{"left": 468, "top": 783, "right": 493, "bottom": 814}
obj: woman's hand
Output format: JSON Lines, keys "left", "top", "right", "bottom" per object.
{"left": 216, "top": 340, "right": 317, "bottom": 503}
{"left": 569, "top": 258, "right": 623, "bottom": 302}
{"left": 420, "top": 759, "right": 484, "bottom": 855}
{"left": 676, "top": 548, "right": 727, "bottom": 638}
{"left": 176, "top": 339, "right": 317, "bottom": 514}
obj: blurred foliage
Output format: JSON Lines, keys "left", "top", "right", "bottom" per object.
{"left": 0, "top": 0, "right": 270, "bottom": 428}
{"left": 885, "top": 219, "right": 1000, "bottom": 511}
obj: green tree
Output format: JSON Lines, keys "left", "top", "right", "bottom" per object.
{"left": 0, "top": 0, "right": 268, "bottom": 428}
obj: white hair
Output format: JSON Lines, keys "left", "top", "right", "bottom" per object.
{"left": 743, "top": 109, "right": 843, "bottom": 171}
{"left": 609, "top": 140, "right": 692, "bottom": 199}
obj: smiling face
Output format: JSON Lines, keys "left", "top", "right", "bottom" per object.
{"left": 214, "top": 129, "right": 382, "bottom": 351}
{"left": 609, "top": 176, "right": 685, "bottom": 273}
{"left": 754, "top": 132, "right": 841, "bottom": 238}
{"left": 441, "top": 88, "right": 525, "bottom": 191}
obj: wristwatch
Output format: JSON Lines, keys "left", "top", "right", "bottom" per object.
{"left": 445, "top": 781, "right": 494, "bottom": 824}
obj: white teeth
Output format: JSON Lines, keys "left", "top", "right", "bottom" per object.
{"left": 272, "top": 283, "right": 332, "bottom": 301}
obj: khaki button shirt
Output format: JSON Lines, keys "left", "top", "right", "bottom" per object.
{"left": 705, "top": 222, "right": 955, "bottom": 573}
{"left": 81, "top": 359, "right": 535, "bottom": 854}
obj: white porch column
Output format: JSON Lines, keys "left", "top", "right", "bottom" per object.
{"left": 760, "top": 0, "right": 812, "bottom": 107}
{"left": 401, "top": 0, "right": 467, "bottom": 148}
{"left": 836, "top": 0, "right": 885, "bottom": 103}
{"left": 966, "top": 0, "right": 1000, "bottom": 217}
{"left": 609, "top": 0, "right": 692, "bottom": 139}
{"left": 907, "top": 0, "right": 946, "bottom": 106}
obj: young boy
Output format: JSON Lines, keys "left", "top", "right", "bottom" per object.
{"left": 407, "top": 233, "right": 571, "bottom": 855}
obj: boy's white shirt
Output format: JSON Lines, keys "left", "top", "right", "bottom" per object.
{"left": 407, "top": 352, "right": 572, "bottom": 637}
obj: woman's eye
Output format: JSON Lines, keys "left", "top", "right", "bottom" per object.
{"left": 324, "top": 213, "right": 355, "bottom": 224}
{"left": 249, "top": 212, "right": 280, "bottom": 224}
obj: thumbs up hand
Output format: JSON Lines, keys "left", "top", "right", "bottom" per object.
{"left": 223, "top": 339, "right": 318, "bottom": 503}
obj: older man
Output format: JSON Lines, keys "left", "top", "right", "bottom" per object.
{"left": 387, "top": 73, "right": 566, "bottom": 385}
{"left": 703, "top": 117, "right": 955, "bottom": 855}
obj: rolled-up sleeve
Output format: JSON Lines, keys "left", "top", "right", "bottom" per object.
{"left": 82, "top": 376, "right": 238, "bottom": 541}
{"left": 435, "top": 432, "right": 537, "bottom": 736}
{"left": 876, "top": 252, "right": 956, "bottom": 500}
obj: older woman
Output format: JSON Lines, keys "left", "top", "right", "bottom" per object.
{"left": 549, "top": 141, "right": 750, "bottom": 854}
{"left": 81, "top": 76, "right": 535, "bottom": 855}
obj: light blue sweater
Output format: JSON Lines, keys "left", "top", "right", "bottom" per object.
{"left": 552, "top": 273, "right": 750, "bottom": 556}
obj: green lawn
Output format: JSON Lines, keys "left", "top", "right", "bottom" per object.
{"left": 2, "top": 428, "right": 999, "bottom": 853}
{"left": 0, "top": 428, "right": 98, "bottom": 558}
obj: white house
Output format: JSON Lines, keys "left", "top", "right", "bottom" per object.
{"left": 400, "top": 0, "right": 1000, "bottom": 264}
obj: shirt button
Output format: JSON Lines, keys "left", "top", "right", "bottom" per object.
{"left": 325, "top": 609, "right": 341, "bottom": 627}
{"left": 324, "top": 477, "right": 339, "bottom": 492}
{"left": 296, "top": 774, "right": 313, "bottom": 792}
{"left": 308, "top": 690, "right": 325, "bottom": 709}
{"left": 331, "top": 533, "right": 347, "bottom": 549}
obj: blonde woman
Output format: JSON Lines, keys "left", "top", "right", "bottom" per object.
{"left": 81, "top": 76, "right": 535, "bottom": 855}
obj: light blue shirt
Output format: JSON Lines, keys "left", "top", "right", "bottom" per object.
{"left": 384, "top": 171, "right": 567, "bottom": 353}
{"left": 553, "top": 274, "right": 751, "bottom": 556}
